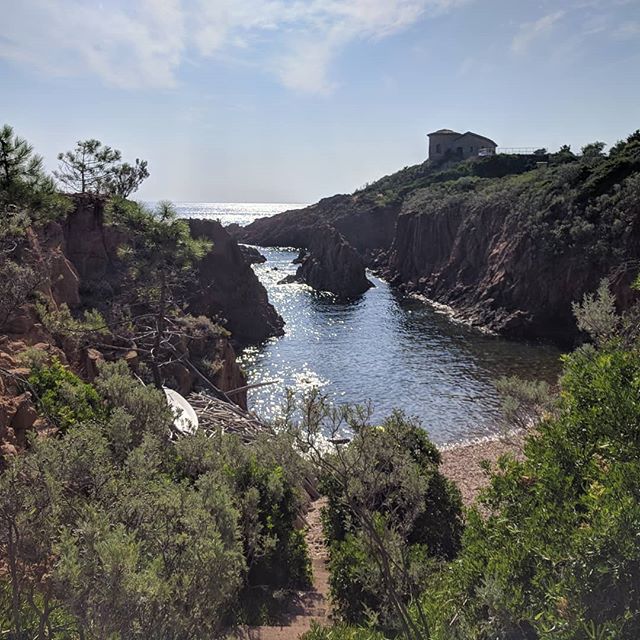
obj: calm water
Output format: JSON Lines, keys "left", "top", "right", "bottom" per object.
{"left": 175, "top": 202, "right": 561, "bottom": 444}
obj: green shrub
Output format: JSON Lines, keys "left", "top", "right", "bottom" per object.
{"left": 36, "top": 302, "right": 108, "bottom": 338}
{"left": 2, "top": 360, "right": 312, "bottom": 638}
{"left": 422, "top": 342, "right": 640, "bottom": 639}
{"left": 28, "top": 358, "right": 103, "bottom": 431}
{"left": 174, "top": 431, "right": 312, "bottom": 624}
{"left": 0, "top": 260, "right": 41, "bottom": 330}
{"left": 319, "top": 411, "right": 463, "bottom": 630}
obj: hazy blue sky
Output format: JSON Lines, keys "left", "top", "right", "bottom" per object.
{"left": 1, "top": 0, "right": 639, "bottom": 202}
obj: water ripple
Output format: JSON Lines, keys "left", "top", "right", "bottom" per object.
{"left": 174, "top": 203, "right": 561, "bottom": 445}
{"left": 239, "top": 247, "right": 561, "bottom": 445}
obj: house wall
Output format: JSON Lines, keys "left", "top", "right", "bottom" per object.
{"left": 428, "top": 133, "right": 460, "bottom": 159}
{"left": 453, "top": 133, "right": 496, "bottom": 159}
{"left": 428, "top": 132, "right": 497, "bottom": 160}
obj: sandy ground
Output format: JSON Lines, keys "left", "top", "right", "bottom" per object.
{"left": 440, "top": 433, "right": 524, "bottom": 506}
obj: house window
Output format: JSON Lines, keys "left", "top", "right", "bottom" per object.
{"left": 470, "top": 146, "right": 474, "bottom": 153}
{"left": 436, "top": 143, "right": 441, "bottom": 153}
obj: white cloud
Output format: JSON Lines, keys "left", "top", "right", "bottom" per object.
{"left": 614, "top": 21, "right": 640, "bottom": 40}
{"left": 0, "top": 0, "right": 469, "bottom": 93}
{"left": 511, "top": 10, "right": 566, "bottom": 55}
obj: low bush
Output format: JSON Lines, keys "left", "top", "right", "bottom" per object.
{"left": 316, "top": 410, "right": 463, "bottom": 632}
{"left": 421, "top": 341, "right": 640, "bottom": 639}
{"left": 302, "top": 622, "right": 388, "bottom": 640}
{"left": 1, "top": 360, "right": 311, "bottom": 638}
{"left": 28, "top": 357, "right": 104, "bottom": 431}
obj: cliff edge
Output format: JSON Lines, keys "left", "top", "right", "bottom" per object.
{"left": 230, "top": 135, "right": 640, "bottom": 345}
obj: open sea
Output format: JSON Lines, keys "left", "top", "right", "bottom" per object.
{"left": 174, "top": 202, "right": 561, "bottom": 445}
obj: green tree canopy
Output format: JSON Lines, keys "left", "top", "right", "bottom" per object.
{"left": 54, "top": 139, "right": 149, "bottom": 196}
{"left": 0, "top": 124, "right": 64, "bottom": 218}
{"left": 581, "top": 140, "right": 606, "bottom": 157}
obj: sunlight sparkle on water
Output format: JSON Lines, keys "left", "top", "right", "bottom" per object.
{"left": 175, "top": 203, "right": 561, "bottom": 445}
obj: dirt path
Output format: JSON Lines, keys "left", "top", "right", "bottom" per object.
{"left": 234, "top": 435, "right": 523, "bottom": 639}
{"left": 235, "top": 497, "right": 332, "bottom": 640}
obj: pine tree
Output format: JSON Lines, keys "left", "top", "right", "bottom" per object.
{"left": 0, "top": 124, "right": 58, "bottom": 213}
{"left": 54, "top": 139, "right": 122, "bottom": 194}
{"left": 107, "top": 158, "right": 149, "bottom": 197}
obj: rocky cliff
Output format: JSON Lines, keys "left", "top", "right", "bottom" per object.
{"left": 186, "top": 218, "right": 284, "bottom": 343}
{"left": 231, "top": 193, "right": 399, "bottom": 260}
{"left": 61, "top": 198, "right": 283, "bottom": 346}
{"left": 228, "top": 134, "right": 640, "bottom": 345}
{"left": 230, "top": 194, "right": 395, "bottom": 298}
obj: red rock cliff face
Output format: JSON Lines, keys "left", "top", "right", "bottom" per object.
{"left": 61, "top": 198, "right": 284, "bottom": 346}
{"left": 187, "top": 218, "right": 284, "bottom": 344}
{"left": 383, "top": 193, "right": 640, "bottom": 344}
{"left": 219, "top": 146, "right": 640, "bottom": 345}
{"left": 228, "top": 195, "right": 397, "bottom": 299}
{"left": 282, "top": 225, "right": 373, "bottom": 298}
{"left": 231, "top": 194, "right": 399, "bottom": 260}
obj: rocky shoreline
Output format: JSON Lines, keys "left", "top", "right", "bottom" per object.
{"left": 230, "top": 151, "right": 640, "bottom": 347}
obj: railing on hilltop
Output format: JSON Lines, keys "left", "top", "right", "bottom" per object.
{"left": 496, "top": 147, "right": 539, "bottom": 155}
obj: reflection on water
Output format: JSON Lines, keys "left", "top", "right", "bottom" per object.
{"left": 173, "top": 202, "right": 561, "bottom": 445}
{"left": 173, "top": 202, "right": 306, "bottom": 227}
{"left": 239, "top": 247, "right": 562, "bottom": 445}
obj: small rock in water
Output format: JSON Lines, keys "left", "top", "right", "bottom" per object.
{"left": 278, "top": 274, "right": 299, "bottom": 285}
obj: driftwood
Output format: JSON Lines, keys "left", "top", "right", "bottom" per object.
{"left": 186, "top": 391, "right": 273, "bottom": 443}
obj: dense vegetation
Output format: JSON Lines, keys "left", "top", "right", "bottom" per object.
{"left": 318, "top": 413, "right": 462, "bottom": 633}
{"left": 306, "top": 286, "right": 640, "bottom": 639}
{"left": 0, "top": 359, "right": 311, "bottom": 637}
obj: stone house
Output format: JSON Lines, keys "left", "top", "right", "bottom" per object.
{"left": 428, "top": 129, "right": 497, "bottom": 160}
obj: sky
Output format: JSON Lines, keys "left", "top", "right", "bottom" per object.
{"left": 1, "top": 0, "right": 639, "bottom": 203}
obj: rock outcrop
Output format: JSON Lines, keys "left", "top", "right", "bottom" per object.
{"left": 280, "top": 226, "right": 373, "bottom": 298}
{"left": 229, "top": 196, "right": 390, "bottom": 299}
{"left": 238, "top": 244, "right": 267, "bottom": 265}
{"left": 187, "top": 219, "right": 284, "bottom": 344}
{"left": 230, "top": 193, "right": 399, "bottom": 260}
{"left": 60, "top": 198, "right": 284, "bottom": 346}
{"left": 229, "top": 143, "right": 640, "bottom": 345}
{"left": 380, "top": 154, "right": 640, "bottom": 344}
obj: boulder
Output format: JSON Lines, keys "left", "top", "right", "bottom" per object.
{"left": 239, "top": 244, "right": 267, "bottom": 265}
{"left": 283, "top": 226, "right": 373, "bottom": 298}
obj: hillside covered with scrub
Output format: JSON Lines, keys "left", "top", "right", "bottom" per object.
{"left": 234, "top": 132, "right": 640, "bottom": 345}
{"left": 2, "top": 123, "right": 640, "bottom": 640}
